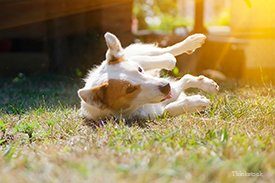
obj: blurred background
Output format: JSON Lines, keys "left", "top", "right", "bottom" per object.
{"left": 0, "top": 0, "right": 274, "bottom": 83}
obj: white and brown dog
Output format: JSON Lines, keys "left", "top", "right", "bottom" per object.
{"left": 78, "top": 32, "right": 219, "bottom": 120}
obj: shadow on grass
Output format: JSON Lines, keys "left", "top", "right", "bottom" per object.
{"left": 82, "top": 116, "right": 153, "bottom": 129}
{"left": 0, "top": 74, "right": 83, "bottom": 115}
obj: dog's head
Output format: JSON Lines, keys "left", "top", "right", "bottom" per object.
{"left": 78, "top": 32, "right": 172, "bottom": 113}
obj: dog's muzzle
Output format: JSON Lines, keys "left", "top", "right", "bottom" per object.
{"left": 159, "top": 83, "right": 170, "bottom": 95}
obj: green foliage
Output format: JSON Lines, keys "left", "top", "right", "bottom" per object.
{"left": 14, "top": 119, "right": 35, "bottom": 138}
{"left": 0, "top": 120, "right": 7, "bottom": 133}
{"left": 206, "top": 8, "right": 230, "bottom": 27}
{"left": 172, "top": 66, "right": 179, "bottom": 76}
{"left": 216, "top": 9, "right": 230, "bottom": 26}
{"left": 75, "top": 68, "right": 83, "bottom": 77}
{"left": 133, "top": 0, "right": 193, "bottom": 31}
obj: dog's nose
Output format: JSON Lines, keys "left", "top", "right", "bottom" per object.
{"left": 158, "top": 83, "right": 170, "bottom": 95}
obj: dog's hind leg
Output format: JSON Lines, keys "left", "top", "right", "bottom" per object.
{"left": 124, "top": 34, "right": 206, "bottom": 57}
{"left": 163, "top": 34, "right": 206, "bottom": 56}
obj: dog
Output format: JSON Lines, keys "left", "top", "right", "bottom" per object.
{"left": 78, "top": 32, "right": 219, "bottom": 120}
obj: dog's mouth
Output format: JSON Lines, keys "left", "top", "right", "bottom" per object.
{"left": 161, "top": 90, "right": 173, "bottom": 102}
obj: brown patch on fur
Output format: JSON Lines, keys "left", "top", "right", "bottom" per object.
{"left": 79, "top": 82, "right": 108, "bottom": 109}
{"left": 108, "top": 57, "right": 128, "bottom": 65}
{"left": 80, "top": 79, "right": 141, "bottom": 110}
{"left": 104, "top": 79, "right": 141, "bottom": 110}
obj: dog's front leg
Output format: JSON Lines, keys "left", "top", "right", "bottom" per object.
{"left": 163, "top": 95, "right": 210, "bottom": 116}
{"left": 172, "top": 74, "right": 219, "bottom": 96}
{"left": 130, "top": 53, "right": 176, "bottom": 71}
{"left": 162, "top": 74, "right": 219, "bottom": 105}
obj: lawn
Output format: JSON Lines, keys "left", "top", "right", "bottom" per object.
{"left": 0, "top": 74, "right": 274, "bottom": 183}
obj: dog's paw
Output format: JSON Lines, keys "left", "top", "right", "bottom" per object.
{"left": 187, "top": 95, "right": 210, "bottom": 112}
{"left": 197, "top": 75, "right": 219, "bottom": 93}
{"left": 184, "top": 34, "right": 206, "bottom": 55}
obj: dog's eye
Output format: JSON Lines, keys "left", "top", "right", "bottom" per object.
{"left": 138, "top": 67, "right": 143, "bottom": 73}
{"left": 126, "top": 86, "right": 136, "bottom": 94}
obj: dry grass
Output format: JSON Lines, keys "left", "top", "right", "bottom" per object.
{"left": 0, "top": 74, "right": 275, "bottom": 183}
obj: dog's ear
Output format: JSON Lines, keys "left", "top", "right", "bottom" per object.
{"left": 104, "top": 32, "right": 126, "bottom": 64}
{"left": 78, "top": 83, "right": 109, "bottom": 109}
{"left": 105, "top": 32, "right": 122, "bottom": 52}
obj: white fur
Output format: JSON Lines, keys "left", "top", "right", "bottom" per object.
{"left": 78, "top": 32, "right": 219, "bottom": 120}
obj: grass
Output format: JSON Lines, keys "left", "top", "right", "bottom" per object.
{"left": 0, "top": 74, "right": 275, "bottom": 183}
